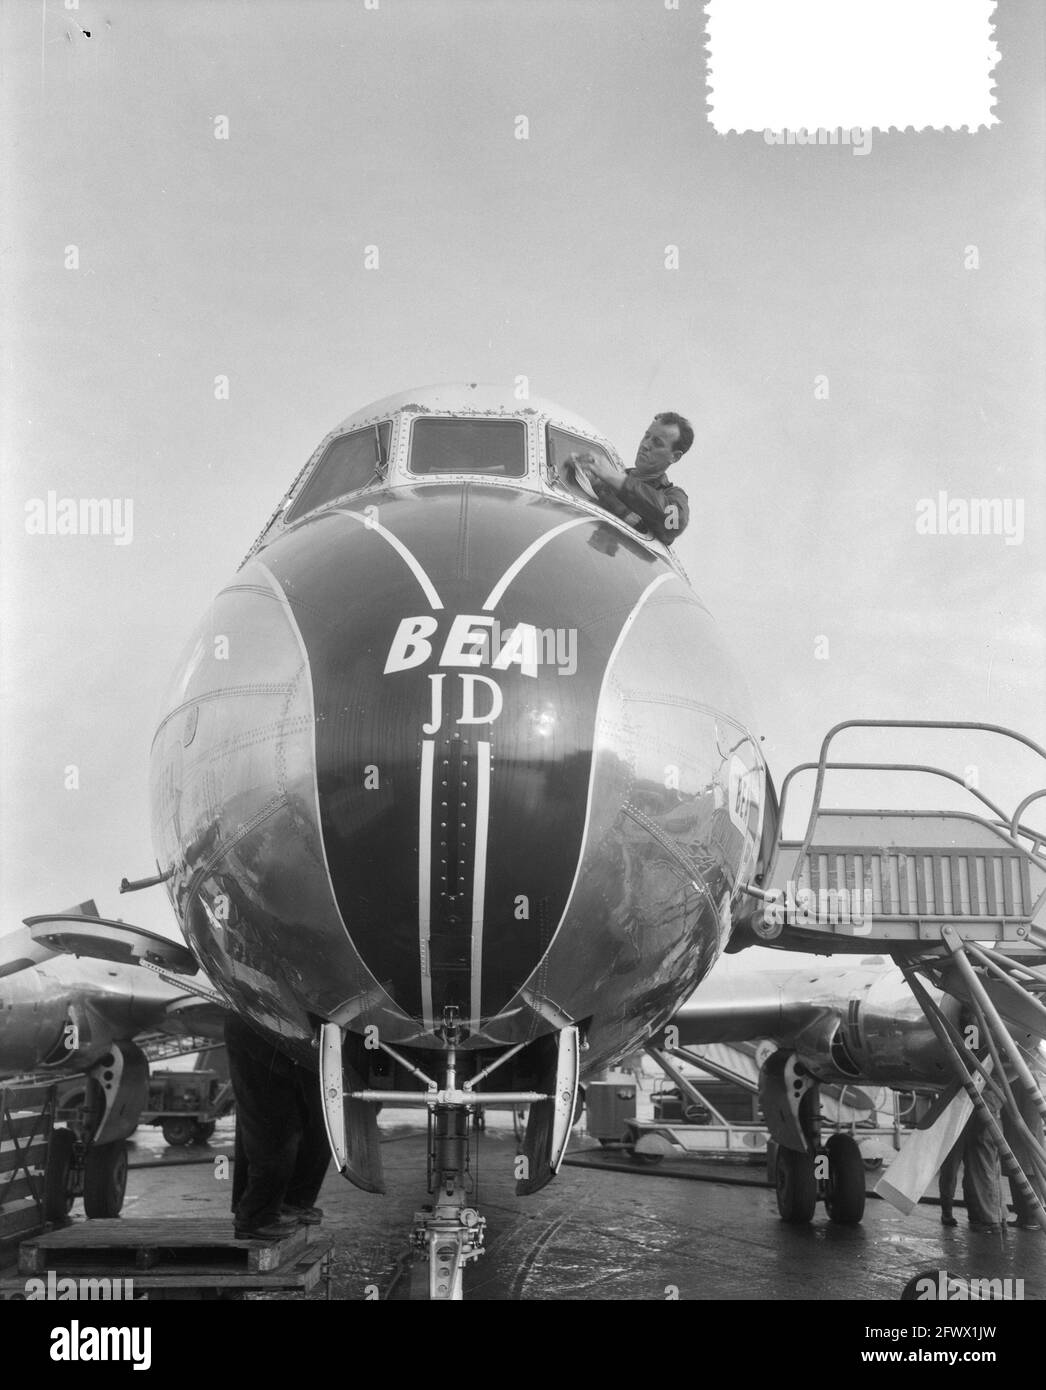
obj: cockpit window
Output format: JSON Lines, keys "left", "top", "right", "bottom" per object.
{"left": 409, "top": 418, "right": 527, "bottom": 477}
{"left": 546, "top": 426, "right": 618, "bottom": 501}
{"left": 285, "top": 423, "right": 391, "bottom": 523}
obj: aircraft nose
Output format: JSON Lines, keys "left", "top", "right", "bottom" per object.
{"left": 254, "top": 484, "right": 674, "bottom": 1029}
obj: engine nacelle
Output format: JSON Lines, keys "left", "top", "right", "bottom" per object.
{"left": 792, "top": 977, "right": 959, "bottom": 1090}
{"left": 0, "top": 970, "right": 89, "bottom": 1074}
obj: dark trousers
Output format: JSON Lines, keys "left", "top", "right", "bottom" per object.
{"left": 224, "top": 1014, "right": 330, "bottom": 1228}
{"left": 1001, "top": 1085, "right": 1045, "bottom": 1224}
{"left": 938, "top": 1134, "right": 963, "bottom": 1216}
{"left": 939, "top": 1097, "right": 1003, "bottom": 1227}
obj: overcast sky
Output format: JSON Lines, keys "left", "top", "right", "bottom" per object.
{"left": 1, "top": 0, "right": 1043, "bottom": 947}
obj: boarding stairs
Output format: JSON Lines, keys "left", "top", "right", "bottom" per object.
{"left": 142, "top": 1036, "right": 224, "bottom": 1065}
{"left": 744, "top": 720, "right": 1046, "bottom": 1231}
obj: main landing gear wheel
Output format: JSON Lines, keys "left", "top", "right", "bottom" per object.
{"left": 823, "top": 1133, "right": 866, "bottom": 1225}
{"left": 42, "top": 1128, "right": 77, "bottom": 1222}
{"left": 162, "top": 1117, "right": 195, "bottom": 1147}
{"left": 775, "top": 1145, "right": 817, "bottom": 1224}
{"left": 83, "top": 1140, "right": 128, "bottom": 1218}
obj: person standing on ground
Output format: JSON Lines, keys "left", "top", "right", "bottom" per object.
{"left": 939, "top": 1087, "right": 1005, "bottom": 1233}
{"left": 224, "top": 1011, "right": 330, "bottom": 1241}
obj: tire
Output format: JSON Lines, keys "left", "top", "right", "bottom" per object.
{"left": 162, "top": 1118, "right": 195, "bottom": 1147}
{"left": 824, "top": 1133, "right": 866, "bottom": 1225}
{"left": 83, "top": 1141, "right": 128, "bottom": 1218}
{"left": 775, "top": 1145, "right": 817, "bottom": 1223}
{"left": 42, "top": 1128, "right": 77, "bottom": 1222}
{"left": 189, "top": 1120, "right": 216, "bottom": 1144}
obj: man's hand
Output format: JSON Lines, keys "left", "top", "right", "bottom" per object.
{"left": 570, "top": 452, "right": 623, "bottom": 492}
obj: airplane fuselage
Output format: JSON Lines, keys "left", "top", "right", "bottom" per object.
{"left": 150, "top": 388, "right": 769, "bottom": 1074}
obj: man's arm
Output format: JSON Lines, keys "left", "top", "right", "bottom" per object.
{"left": 587, "top": 480, "right": 634, "bottom": 522}
{"left": 571, "top": 453, "right": 689, "bottom": 546}
{"left": 566, "top": 452, "right": 632, "bottom": 518}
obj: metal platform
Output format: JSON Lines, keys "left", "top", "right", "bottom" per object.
{"left": 742, "top": 719, "right": 1046, "bottom": 1234}
{"left": 749, "top": 720, "right": 1046, "bottom": 957}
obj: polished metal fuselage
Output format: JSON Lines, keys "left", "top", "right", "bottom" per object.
{"left": 150, "top": 396, "right": 768, "bottom": 1073}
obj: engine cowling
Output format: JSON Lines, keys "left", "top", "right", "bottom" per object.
{"left": 792, "top": 978, "right": 958, "bottom": 1090}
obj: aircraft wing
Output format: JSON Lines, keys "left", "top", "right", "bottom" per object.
{"left": 671, "top": 963, "right": 875, "bottom": 1048}
{"left": 158, "top": 993, "right": 230, "bottom": 1040}
{"left": 0, "top": 914, "right": 229, "bottom": 1076}
{"left": 22, "top": 913, "right": 199, "bottom": 974}
{"left": 670, "top": 959, "right": 962, "bottom": 1096}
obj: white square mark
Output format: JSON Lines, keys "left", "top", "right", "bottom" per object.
{"left": 706, "top": 0, "right": 999, "bottom": 135}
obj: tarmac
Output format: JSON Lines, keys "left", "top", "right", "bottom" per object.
{"left": 114, "top": 1115, "right": 1045, "bottom": 1301}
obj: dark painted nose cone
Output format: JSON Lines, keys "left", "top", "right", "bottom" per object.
{"left": 258, "top": 483, "right": 671, "bottom": 1026}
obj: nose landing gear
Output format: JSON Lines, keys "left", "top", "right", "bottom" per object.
{"left": 411, "top": 1196, "right": 486, "bottom": 1301}
{"left": 320, "top": 1012, "right": 580, "bottom": 1299}
{"left": 410, "top": 1100, "right": 486, "bottom": 1301}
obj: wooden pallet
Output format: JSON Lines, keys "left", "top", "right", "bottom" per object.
{"left": 2, "top": 1237, "right": 332, "bottom": 1301}
{"left": 18, "top": 1218, "right": 308, "bottom": 1275}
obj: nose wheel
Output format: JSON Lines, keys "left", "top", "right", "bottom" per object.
{"left": 410, "top": 1185, "right": 486, "bottom": 1301}
{"left": 409, "top": 1049, "right": 486, "bottom": 1301}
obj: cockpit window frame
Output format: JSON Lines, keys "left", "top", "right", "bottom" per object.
{"left": 545, "top": 424, "right": 622, "bottom": 499}
{"left": 544, "top": 422, "right": 686, "bottom": 563}
{"left": 405, "top": 415, "right": 531, "bottom": 481}
{"left": 283, "top": 420, "right": 392, "bottom": 525}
